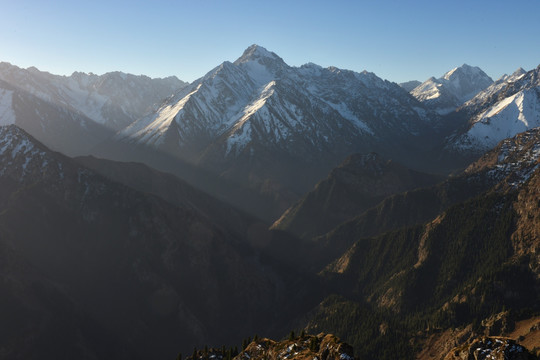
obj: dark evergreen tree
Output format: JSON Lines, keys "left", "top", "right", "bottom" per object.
{"left": 288, "top": 331, "right": 295, "bottom": 341}
{"left": 309, "top": 338, "right": 319, "bottom": 351}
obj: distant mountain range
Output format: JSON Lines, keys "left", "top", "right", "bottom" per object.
{"left": 97, "top": 45, "right": 444, "bottom": 218}
{"left": 1, "top": 46, "right": 538, "bottom": 220}
{"left": 0, "top": 62, "right": 186, "bottom": 155}
{"left": 0, "top": 62, "right": 186, "bottom": 130}
{"left": 0, "top": 46, "right": 539, "bottom": 360}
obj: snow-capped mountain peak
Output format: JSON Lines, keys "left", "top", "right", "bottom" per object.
{"left": 498, "top": 67, "right": 528, "bottom": 83}
{"left": 441, "top": 64, "right": 493, "bottom": 101}
{"left": 512, "top": 67, "right": 527, "bottom": 77}
{"left": 356, "top": 70, "right": 390, "bottom": 89}
{"left": 232, "top": 45, "right": 288, "bottom": 85}
{"left": 116, "top": 44, "right": 436, "bottom": 196}
{"left": 442, "top": 63, "right": 483, "bottom": 81}
{"left": 234, "top": 44, "right": 284, "bottom": 65}
{"left": 411, "top": 64, "right": 493, "bottom": 114}
{"left": 447, "top": 66, "right": 540, "bottom": 155}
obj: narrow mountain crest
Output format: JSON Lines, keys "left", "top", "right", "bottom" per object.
{"left": 234, "top": 44, "right": 284, "bottom": 65}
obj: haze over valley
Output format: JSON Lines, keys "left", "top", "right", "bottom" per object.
{"left": 1, "top": 1, "right": 540, "bottom": 359}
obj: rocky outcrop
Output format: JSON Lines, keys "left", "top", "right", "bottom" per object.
{"left": 444, "top": 337, "right": 536, "bottom": 360}
{"left": 481, "top": 312, "right": 515, "bottom": 337}
{"left": 186, "top": 334, "right": 354, "bottom": 360}
{"left": 235, "top": 334, "right": 354, "bottom": 360}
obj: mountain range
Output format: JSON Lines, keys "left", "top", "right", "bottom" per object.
{"left": 0, "top": 45, "right": 539, "bottom": 360}
{"left": 2, "top": 46, "right": 539, "bottom": 221}
{"left": 448, "top": 66, "right": 540, "bottom": 154}
{"left": 101, "top": 45, "right": 443, "bottom": 219}
{"left": 0, "top": 62, "right": 186, "bottom": 130}
{"left": 0, "top": 62, "right": 186, "bottom": 155}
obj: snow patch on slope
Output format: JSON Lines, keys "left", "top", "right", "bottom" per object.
{"left": 226, "top": 81, "right": 276, "bottom": 154}
{"left": 0, "top": 126, "right": 49, "bottom": 179}
{"left": 241, "top": 61, "right": 276, "bottom": 86}
{"left": 325, "top": 100, "right": 373, "bottom": 134}
{"left": 119, "top": 84, "right": 203, "bottom": 146}
{"left": 457, "top": 89, "right": 540, "bottom": 151}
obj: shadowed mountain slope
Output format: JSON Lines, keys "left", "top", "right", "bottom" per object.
{"left": 272, "top": 153, "right": 442, "bottom": 239}
{"left": 0, "top": 125, "right": 312, "bottom": 359}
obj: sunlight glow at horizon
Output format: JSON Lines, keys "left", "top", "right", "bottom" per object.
{"left": 1, "top": 0, "right": 539, "bottom": 84}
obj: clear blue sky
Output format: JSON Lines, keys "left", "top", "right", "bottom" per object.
{"left": 1, "top": 0, "right": 539, "bottom": 83}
